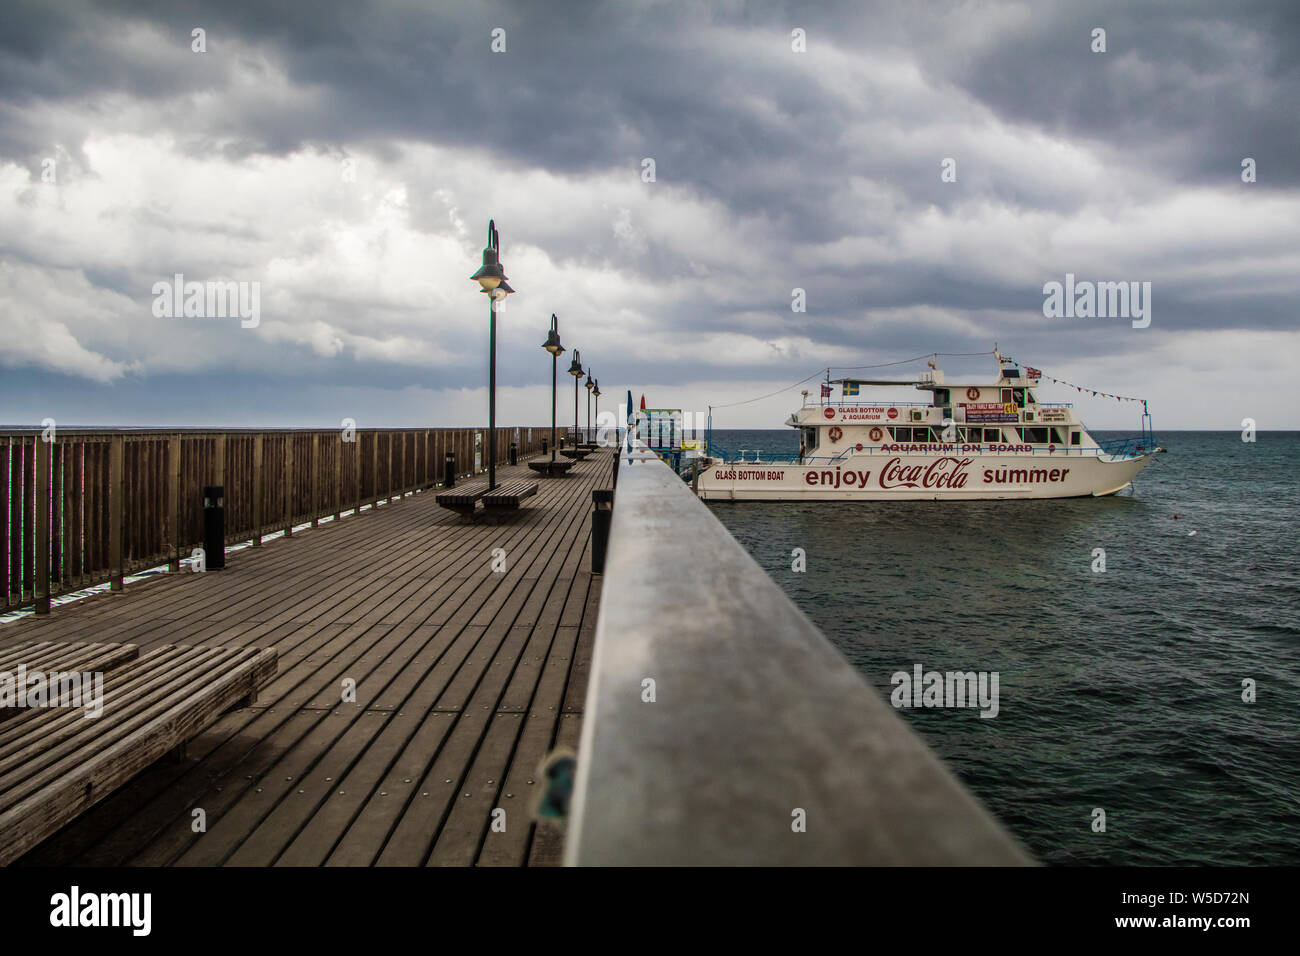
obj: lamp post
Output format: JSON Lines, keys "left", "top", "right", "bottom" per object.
{"left": 592, "top": 379, "right": 601, "bottom": 445}
{"left": 541, "top": 314, "right": 564, "bottom": 463}
{"left": 470, "top": 219, "right": 514, "bottom": 490}
{"left": 568, "top": 350, "right": 584, "bottom": 448}
{"left": 584, "top": 369, "right": 595, "bottom": 443}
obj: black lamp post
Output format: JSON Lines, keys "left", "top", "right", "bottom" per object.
{"left": 470, "top": 219, "right": 514, "bottom": 490}
{"left": 541, "top": 314, "right": 564, "bottom": 463}
{"left": 568, "top": 350, "right": 584, "bottom": 447}
{"left": 592, "top": 379, "right": 601, "bottom": 445}
{"left": 584, "top": 369, "right": 595, "bottom": 443}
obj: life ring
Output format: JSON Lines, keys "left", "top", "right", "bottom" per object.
{"left": 966, "top": 387, "right": 980, "bottom": 401}
{"left": 869, "top": 427, "right": 883, "bottom": 442}
{"left": 828, "top": 426, "right": 843, "bottom": 442}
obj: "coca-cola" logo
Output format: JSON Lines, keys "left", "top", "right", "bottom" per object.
{"left": 879, "top": 456, "right": 972, "bottom": 490}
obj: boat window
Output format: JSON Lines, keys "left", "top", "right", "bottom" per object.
{"left": 1001, "top": 388, "right": 1013, "bottom": 404}
{"left": 1070, "top": 430, "right": 1081, "bottom": 446}
{"left": 1049, "top": 427, "right": 1068, "bottom": 445}
{"left": 1027, "top": 390, "right": 1038, "bottom": 404}
{"left": 802, "top": 427, "right": 818, "bottom": 451}
{"left": 1011, "top": 388, "right": 1025, "bottom": 406}
{"left": 982, "top": 427, "right": 1003, "bottom": 443}
{"left": 1017, "top": 427, "right": 1050, "bottom": 444}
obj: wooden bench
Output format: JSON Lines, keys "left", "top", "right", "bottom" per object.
{"left": 482, "top": 478, "right": 539, "bottom": 512}
{"left": 561, "top": 448, "right": 591, "bottom": 460}
{"left": 435, "top": 480, "right": 491, "bottom": 516}
{"left": 0, "top": 642, "right": 277, "bottom": 865}
{"left": 0, "top": 641, "right": 139, "bottom": 722}
{"left": 528, "top": 458, "right": 574, "bottom": 477}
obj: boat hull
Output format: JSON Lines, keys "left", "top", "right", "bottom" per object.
{"left": 696, "top": 451, "right": 1157, "bottom": 501}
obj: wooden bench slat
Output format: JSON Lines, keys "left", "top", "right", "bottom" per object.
{"left": 434, "top": 481, "right": 491, "bottom": 508}
{"left": 0, "top": 641, "right": 55, "bottom": 672}
{"left": 0, "top": 646, "right": 277, "bottom": 866}
{"left": 0, "top": 644, "right": 188, "bottom": 750}
{"left": 483, "top": 480, "right": 539, "bottom": 509}
{"left": 0, "top": 646, "right": 234, "bottom": 792}
{"left": 0, "top": 645, "right": 212, "bottom": 771}
{"left": 0, "top": 643, "right": 139, "bottom": 726}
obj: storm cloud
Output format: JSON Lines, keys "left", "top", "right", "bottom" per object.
{"left": 2, "top": 0, "right": 1297, "bottom": 429}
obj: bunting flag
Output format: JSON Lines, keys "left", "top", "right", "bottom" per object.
{"left": 1003, "top": 357, "right": 1148, "bottom": 406}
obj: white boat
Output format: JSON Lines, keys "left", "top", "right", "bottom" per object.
{"left": 695, "top": 356, "right": 1163, "bottom": 501}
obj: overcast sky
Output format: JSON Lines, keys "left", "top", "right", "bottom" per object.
{"left": 2, "top": 0, "right": 1297, "bottom": 430}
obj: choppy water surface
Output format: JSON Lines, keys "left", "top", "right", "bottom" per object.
{"left": 706, "top": 430, "right": 1300, "bottom": 865}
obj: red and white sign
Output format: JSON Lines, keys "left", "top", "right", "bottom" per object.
{"left": 869, "top": 427, "right": 883, "bottom": 442}
{"left": 822, "top": 406, "right": 899, "bottom": 423}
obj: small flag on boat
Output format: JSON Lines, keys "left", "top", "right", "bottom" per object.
{"left": 1025, "top": 366, "right": 1041, "bottom": 379}
{"left": 842, "top": 381, "right": 860, "bottom": 397}
{"left": 820, "top": 382, "right": 832, "bottom": 400}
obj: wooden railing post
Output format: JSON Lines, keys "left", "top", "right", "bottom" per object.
{"left": 252, "top": 433, "right": 263, "bottom": 547}
{"left": 333, "top": 432, "right": 343, "bottom": 522}
{"left": 387, "top": 431, "right": 395, "bottom": 503}
{"left": 215, "top": 433, "right": 226, "bottom": 490}
{"left": 109, "top": 434, "right": 124, "bottom": 590}
{"left": 398, "top": 431, "right": 406, "bottom": 499}
{"left": 34, "top": 435, "right": 51, "bottom": 614}
{"left": 284, "top": 432, "right": 295, "bottom": 536}
{"left": 310, "top": 432, "right": 320, "bottom": 527}
{"left": 355, "top": 435, "right": 362, "bottom": 516}
{"left": 168, "top": 435, "right": 181, "bottom": 571}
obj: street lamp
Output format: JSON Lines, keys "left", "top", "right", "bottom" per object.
{"left": 470, "top": 219, "right": 514, "bottom": 490}
{"left": 592, "top": 379, "right": 601, "bottom": 445}
{"left": 584, "top": 369, "right": 595, "bottom": 443}
{"left": 568, "top": 350, "right": 584, "bottom": 448}
{"left": 541, "top": 314, "right": 565, "bottom": 463}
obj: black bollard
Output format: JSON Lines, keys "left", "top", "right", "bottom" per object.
{"left": 509, "top": 441, "right": 518, "bottom": 466}
{"left": 444, "top": 451, "right": 455, "bottom": 488}
{"left": 542, "top": 437, "right": 548, "bottom": 455}
{"left": 591, "top": 489, "right": 613, "bottom": 574}
{"left": 202, "top": 485, "right": 226, "bottom": 570}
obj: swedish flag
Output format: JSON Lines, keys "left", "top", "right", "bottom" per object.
{"left": 842, "top": 381, "right": 860, "bottom": 397}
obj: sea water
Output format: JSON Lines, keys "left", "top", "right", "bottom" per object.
{"left": 706, "top": 429, "right": 1300, "bottom": 865}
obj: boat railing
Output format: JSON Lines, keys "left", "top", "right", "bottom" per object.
{"left": 565, "top": 447, "right": 1032, "bottom": 865}
{"left": 711, "top": 444, "right": 1147, "bottom": 463}
{"left": 800, "top": 400, "right": 934, "bottom": 408}
{"left": 1092, "top": 433, "right": 1158, "bottom": 459}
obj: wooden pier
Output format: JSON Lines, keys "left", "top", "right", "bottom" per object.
{"left": 0, "top": 449, "right": 610, "bottom": 866}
